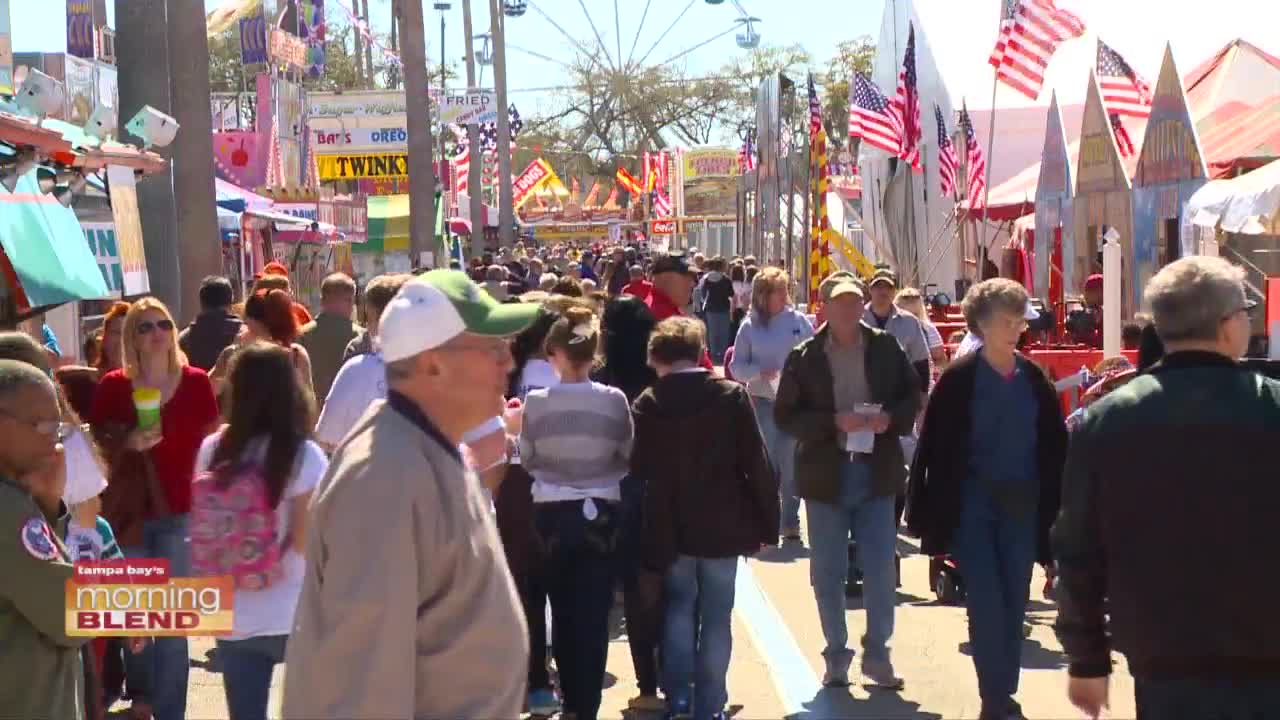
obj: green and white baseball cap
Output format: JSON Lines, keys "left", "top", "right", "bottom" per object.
{"left": 380, "top": 269, "right": 540, "bottom": 363}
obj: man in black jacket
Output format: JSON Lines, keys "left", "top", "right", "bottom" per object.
{"left": 178, "top": 276, "right": 242, "bottom": 371}
{"left": 1054, "top": 256, "right": 1280, "bottom": 720}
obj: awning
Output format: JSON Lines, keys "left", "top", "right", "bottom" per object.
{"left": 1185, "top": 158, "right": 1280, "bottom": 234}
{"left": 215, "top": 178, "right": 274, "bottom": 213}
{"left": 242, "top": 207, "right": 338, "bottom": 234}
{"left": 0, "top": 170, "right": 109, "bottom": 306}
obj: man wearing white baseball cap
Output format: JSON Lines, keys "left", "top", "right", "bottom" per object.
{"left": 284, "top": 269, "right": 539, "bottom": 720}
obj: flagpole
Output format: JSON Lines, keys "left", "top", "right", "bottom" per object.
{"left": 918, "top": 141, "right": 930, "bottom": 287}
{"left": 979, "top": 0, "right": 1004, "bottom": 257}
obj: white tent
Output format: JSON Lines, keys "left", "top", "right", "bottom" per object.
{"left": 1186, "top": 158, "right": 1280, "bottom": 235}
{"left": 858, "top": 0, "right": 1271, "bottom": 295}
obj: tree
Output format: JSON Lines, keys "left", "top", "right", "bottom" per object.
{"left": 718, "top": 43, "right": 814, "bottom": 135}
{"left": 206, "top": 8, "right": 442, "bottom": 94}
{"left": 820, "top": 36, "right": 876, "bottom": 151}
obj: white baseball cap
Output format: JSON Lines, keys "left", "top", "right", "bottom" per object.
{"left": 379, "top": 269, "right": 540, "bottom": 363}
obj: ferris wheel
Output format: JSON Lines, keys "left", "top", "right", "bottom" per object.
{"left": 472, "top": 0, "right": 763, "bottom": 91}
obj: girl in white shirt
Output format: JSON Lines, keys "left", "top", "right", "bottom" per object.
{"left": 194, "top": 342, "right": 328, "bottom": 720}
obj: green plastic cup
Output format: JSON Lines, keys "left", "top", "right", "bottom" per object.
{"left": 133, "top": 388, "right": 162, "bottom": 430}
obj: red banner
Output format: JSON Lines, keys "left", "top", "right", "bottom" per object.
{"left": 512, "top": 159, "right": 554, "bottom": 209}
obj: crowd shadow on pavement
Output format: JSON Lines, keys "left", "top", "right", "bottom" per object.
{"left": 958, "top": 638, "right": 1066, "bottom": 670}
{"left": 795, "top": 686, "right": 943, "bottom": 719}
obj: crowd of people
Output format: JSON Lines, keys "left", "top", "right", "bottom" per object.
{"left": 0, "top": 238, "right": 1276, "bottom": 720}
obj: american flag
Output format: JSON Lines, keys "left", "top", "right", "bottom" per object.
{"left": 1097, "top": 41, "right": 1152, "bottom": 118}
{"left": 508, "top": 104, "right": 524, "bottom": 138}
{"left": 738, "top": 130, "right": 756, "bottom": 172}
{"left": 657, "top": 150, "right": 670, "bottom": 194}
{"left": 959, "top": 102, "right": 987, "bottom": 209}
{"left": 988, "top": 0, "right": 1087, "bottom": 101}
{"left": 808, "top": 74, "right": 823, "bottom": 138}
{"left": 653, "top": 189, "right": 672, "bottom": 218}
{"left": 452, "top": 129, "right": 470, "bottom": 194}
{"left": 848, "top": 73, "right": 903, "bottom": 156}
{"left": 1097, "top": 40, "right": 1150, "bottom": 159}
{"left": 893, "top": 24, "right": 922, "bottom": 172}
{"left": 935, "top": 104, "right": 958, "bottom": 197}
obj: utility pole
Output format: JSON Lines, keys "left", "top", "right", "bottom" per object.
{"left": 388, "top": 0, "right": 399, "bottom": 88}
{"left": 361, "top": 0, "right": 375, "bottom": 86}
{"left": 462, "top": 0, "right": 483, "bottom": 259}
{"left": 400, "top": 0, "right": 438, "bottom": 266}
{"left": 352, "top": 1, "right": 365, "bottom": 86}
{"left": 438, "top": 6, "right": 448, "bottom": 246}
{"left": 489, "top": 0, "right": 514, "bottom": 247}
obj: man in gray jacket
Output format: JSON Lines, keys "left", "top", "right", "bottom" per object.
{"left": 284, "top": 270, "right": 539, "bottom": 719}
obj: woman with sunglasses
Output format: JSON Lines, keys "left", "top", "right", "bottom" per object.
{"left": 90, "top": 297, "right": 220, "bottom": 720}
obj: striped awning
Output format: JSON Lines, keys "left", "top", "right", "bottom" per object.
{"left": 1197, "top": 95, "right": 1280, "bottom": 177}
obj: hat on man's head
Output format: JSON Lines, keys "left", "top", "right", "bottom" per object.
{"left": 651, "top": 252, "right": 696, "bottom": 277}
{"left": 827, "top": 281, "right": 865, "bottom": 302}
{"left": 379, "top": 270, "right": 540, "bottom": 363}
{"left": 868, "top": 269, "right": 898, "bottom": 289}
{"left": 819, "top": 270, "right": 862, "bottom": 302}
{"left": 1084, "top": 274, "right": 1104, "bottom": 291}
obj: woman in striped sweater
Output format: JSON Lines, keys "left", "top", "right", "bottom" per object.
{"left": 520, "top": 305, "right": 634, "bottom": 720}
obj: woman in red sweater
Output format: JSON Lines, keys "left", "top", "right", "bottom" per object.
{"left": 90, "top": 297, "right": 219, "bottom": 720}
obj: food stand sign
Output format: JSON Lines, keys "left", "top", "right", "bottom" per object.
{"left": 439, "top": 90, "right": 497, "bottom": 126}
{"left": 317, "top": 153, "right": 410, "bottom": 180}
{"left": 650, "top": 219, "right": 676, "bottom": 235}
{"left": 681, "top": 148, "right": 739, "bottom": 180}
{"left": 269, "top": 29, "right": 307, "bottom": 70}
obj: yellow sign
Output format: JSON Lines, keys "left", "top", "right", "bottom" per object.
{"left": 317, "top": 153, "right": 409, "bottom": 180}
{"left": 682, "top": 148, "right": 740, "bottom": 180}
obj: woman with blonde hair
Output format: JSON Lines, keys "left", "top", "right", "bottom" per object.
{"left": 729, "top": 267, "right": 814, "bottom": 541}
{"left": 90, "top": 297, "right": 220, "bottom": 720}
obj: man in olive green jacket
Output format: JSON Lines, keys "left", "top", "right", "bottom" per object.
{"left": 0, "top": 360, "right": 89, "bottom": 720}
{"left": 775, "top": 279, "right": 919, "bottom": 690}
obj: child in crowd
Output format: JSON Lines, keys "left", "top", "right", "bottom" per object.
{"left": 61, "top": 424, "right": 128, "bottom": 720}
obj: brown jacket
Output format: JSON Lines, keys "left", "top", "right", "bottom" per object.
{"left": 631, "top": 371, "right": 779, "bottom": 570}
{"left": 283, "top": 393, "right": 527, "bottom": 719}
{"left": 774, "top": 323, "right": 920, "bottom": 503}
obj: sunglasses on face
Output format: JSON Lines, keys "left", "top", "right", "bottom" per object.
{"left": 137, "top": 319, "right": 174, "bottom": 335}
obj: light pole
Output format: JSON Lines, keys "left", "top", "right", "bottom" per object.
{"left": 435, "top": 1, "right": 450, "bottom": 254}
{"left": 400, "top": 0, "right": 438, "bottom": 267}
{"left": 462, "top": 1, "right": 484, "bottom": 259}
{"left": 489, "top": 0, "right": 514, "bottom": 248}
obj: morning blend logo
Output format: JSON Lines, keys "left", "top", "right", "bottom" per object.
{"left": 65, "top": 560, "right": 234, "bottom": 637}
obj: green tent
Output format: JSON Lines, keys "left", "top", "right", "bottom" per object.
{"left": 0, "top": 170, "right": 109, "bottom": 306}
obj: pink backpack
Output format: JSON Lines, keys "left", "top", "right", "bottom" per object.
{"left": 190, "top": 463, "right": 286, "bottom": 591}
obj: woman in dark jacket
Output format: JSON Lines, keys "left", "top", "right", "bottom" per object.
{"left": 632, "top": 317, "right": 778, "bottom": 720}
{"left": 905, "top": 279, "right": 1067, "bottom": 720}
{"left": 590, "top": 295, "right": 663, "bottom": 713}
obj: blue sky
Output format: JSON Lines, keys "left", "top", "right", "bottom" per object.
{"left": 11, "top": 0, "right": 882, "bottom": 119}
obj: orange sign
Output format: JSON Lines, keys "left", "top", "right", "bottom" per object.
{"left": 513, "top": 159, "right": 558, "bottom": 209}
{"left": 650, "top": 219, "right": 676, "bottom": 235}
{"left": 269, "top": 29, "right": 307, "bottom": 69}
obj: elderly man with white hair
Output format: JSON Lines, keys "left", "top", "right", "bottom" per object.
{"left": 285, "top": 270, "right": 538, "bottom": 719}
{"left": 1054, "top": 256, "right": 1279, "bottom": 720}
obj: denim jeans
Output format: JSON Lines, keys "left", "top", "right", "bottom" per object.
{"left": 806, "top": 460, "right": 896, "bottom": 662}
{"left": 215, "top": 635, "right": 286, "bottom": 720}
{"left": 1134, "top": 676, "right": 1280, "bottom": 720}
{"left": 705, "top": 310, "right": 732, "bottom": 365}
{"left": 949, "top": 487, "right": 1037, "bottom": 705}
{"left": 751, "top": 396, "right": 800, "bottom": 533}
{"left": 663, "top": 555, "right": 738, "bottom": 720}
{"left": 121, "top": 513, "right": 191, "bottom": 720}
{"left": 533, "top": 500, "right": 619, "bottom": 720}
